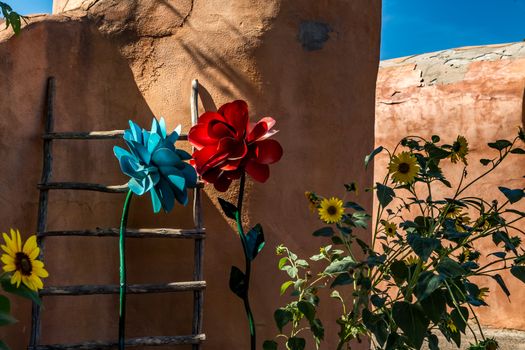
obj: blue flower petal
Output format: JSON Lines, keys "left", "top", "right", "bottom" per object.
{"left": 173, "top": 186, "right": 188, "bottom": 206}
{"left": 113, "top": 146, "right": 132, "bottom": 160}
{"left": 152, "top": 148, "right": 181, "bottom": 167}
{"left": 167, "top": 125, "right": 181, "bottom": 144}
{"left": 126, "top": 140, "right": 152, "bottom": 164}
{"left": 127, "top": 120, "right": 143, "bottom": 143}
{"left": 168, "top": 174, "right": 186, "bottom": 193}
{"left": 118, "top": 155, "right": 143, "bottom": 178}
{"left": 159, "top": 118, "right": 167, "bottom": 138}
{"left": 150, "top": 187, "right": 162, "bottom": 213}
{"left": 147, "top": 133, "right": 161, "bottom": 154}
{"left": 128, "top": 178, "right": 146, "bottom": 195}
{"left": 181, "top": 163, "right": 198, "bottom": 188}
{"left": 176, "top": 149, "right": 192, "bottom": 160}
{"left": 157, "top": 179, "right": 175, "bottom": 212}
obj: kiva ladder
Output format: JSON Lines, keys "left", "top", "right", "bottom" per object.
{"left": 28, "top": 77, "right": 206, "bottom": 349}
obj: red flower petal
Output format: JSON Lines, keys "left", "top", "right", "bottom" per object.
{"left": 208, "top": 120, "right": 236, "bottom": 139}
{"left": 188, "top": 124, "right": 214, "bottom": 150}
{"left": 253, "top": 139, "right": 283, "bottom": 164}
{"left": 216, "top": 137, "right": 248, "bottom": 161}
{"left": 247, "top": 117, "right": 276, "bottom": 143}
{"left": 193, "top": 146, "right": 228, "bottom": 173}
{"left": 245, "top": 160, "right": 270, "bottom": 183}
{"left": 218, "top": 100, "right": 249, "bottom": 136}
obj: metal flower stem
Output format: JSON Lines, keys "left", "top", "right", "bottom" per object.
{"left": 119, "top": 189, "right": 134, "bottom": 350}
{"left": 235, "top": 172, "right": 256, "bottom": 350}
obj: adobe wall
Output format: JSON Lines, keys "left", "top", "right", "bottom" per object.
{"left": 376, "top": 43, "right": 525, "bottom": 348}
{"left": 0, "top": 0, "right": 382, "bottom": 349}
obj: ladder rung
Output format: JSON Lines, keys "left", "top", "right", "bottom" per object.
{"left": 29, "top": 334, "right": 205, "bottom": 349}
{"left": 38, "top": 182, "right": 128, "bottom": 193}
{"left": 40, "top": 281, "right": 206, "bottom": 296}
{"left": 38, "top": 228, "right": 205, "bottom": 239}
{"left": 38, "top": 182, "right": 204, "bottom": 193}
{"left": 42, "top": 131, "right": 189, "bottom": 141}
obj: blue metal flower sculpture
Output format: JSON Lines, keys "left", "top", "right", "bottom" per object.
{"left": 114, "top": 117, "right": 197, "bottom": 213}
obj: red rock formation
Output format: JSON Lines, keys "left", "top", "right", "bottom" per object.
{"left": 0, "top": 1, "right": 381, "bottom": 348}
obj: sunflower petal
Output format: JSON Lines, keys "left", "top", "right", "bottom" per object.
{"left": 23, "top": 235, "right": 38, "bottom": 256}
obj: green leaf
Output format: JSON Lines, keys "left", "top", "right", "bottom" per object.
{"left": 245, "top": 224, "right": 265, "bottom": 260}
{"left": 324, "top": 256, "right": 356, "bottom": 274}
{"left": 491, "top": 274, "right": 511, "bottom": 297}
{"left": 344, "top": 201, "right": 365, "bottom": 211}
{"left": 392, "top": 301, "right": 429, "bottom": 349}
{"left": 274, "top": 309, "right": 293, "bottom": 333}
{"left": 407, "top": 234, "right": 441, "bottom": 262}
{"left": 312, "top": 227, "right": 334, "bottom": 237}
{"left": 510, "top": 148, "right": 525, "bottom": 154}
{"left": 480, "top": 158, "right": 492, "bottom": 166}
{"left": 376, "top": 183, "right": 395, "bottom": 208}
{"left": 431, "top": 135, "right": 440, "bottom": 143}
{"left": 450, "top": 307, "right": 469, "bottom": 334}
{"left": 228, "top": 266, "right": 246, "bottom": 298}
{"left": 390, "top": 260, "right": 409, "bottom": 285}
{"left": 0, "top": 295, "right": 10, "bottom": 314}
{"left": 425, "top": 143, "right": 451, "bottom": 159}
{"left": 287, "top": 337, "right": 306, "bottom": 350}
{"left": 511, "top": 266, "right": 525, "bottom": 284}
{"left": 436, "top": 257, "right": 466, "bottom": 278}
{"left": 330, "top": 273, "right": 354, "bottom": 288}
{"left": 365, "top": 146, "right": 383, "bottom": 168}
{"left": 498, "top": 187, "right": 524, "bottom": 204}
{"left": 278, "top": 257, "right": 288, "bottom": 270}
{"left": 0, "top": 340, "right": 10, "bottom": 350}
{"left": 488, "top": 139, "right": 512, "bottom": 151}
{"left": 0, "top": 277, "right": 41, "bottom": 305}
{"left": 297, "top": 300, "right": 316, "bottom": 322}
{"left": 310, "top": 318, "right": 324, "bottom": 340}
{"left": 263, "top": 340, "right": 278, "bottom": 350}
{"left": 280, "top": 281, "right": 294, "bottom": 295}
{"left": 420, "top": 289, "right": 447, "bottom": 323}
{"left": 415, "top": 272, "right": 444, "bottom": 300}
{"left": 0, "top": 310, "right": 17, "bottom": 327}
{"left": 282, "top": 265, "right": 298, "bottom": 279}
{"left": 344, "top": 182, "right": 358, "bottom": 193}
{"left": 362, "top": 309, "right": 388, "bottom": 346}
{"left": 217, "top": 198, "right": 238, "bottom": 220}
{"left": 428, "top": 333, "right": 439, "bottom": 350}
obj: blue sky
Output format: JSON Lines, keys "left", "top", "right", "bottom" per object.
{"left": 4, "top": 1, "right": 525, "bottom": 61}
{"left": 382, "top": 0, "right": 525, "bottom": 60}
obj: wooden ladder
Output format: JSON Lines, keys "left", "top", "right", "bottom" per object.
{"left": 28, "top": 77, "right": 206, "bottom": 349}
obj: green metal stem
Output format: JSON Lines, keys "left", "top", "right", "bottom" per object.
{"left": 119, "top": 190, "right": 133, "bottom": 350}
{"left": 235, "top": 173, "right": 256, "bottom": 350}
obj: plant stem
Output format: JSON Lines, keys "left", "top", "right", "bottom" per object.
{"left": 235, "top": 173, "right": 256, "bottom": 350}
{"left": 119, "top": 190, "right": 133, "bottom": 350}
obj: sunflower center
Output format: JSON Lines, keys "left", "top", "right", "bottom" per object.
{"left": 15, "top": 252, "right": 32, "bottom": 276}
{"left": 398, "top": 162, "right": 410, "bottom": 174}
{"left": 387, "top": 228, "right": 393, "bottom": 233}
{"left": 327, "top": 206, "right": 338, "bottom": 216}
{"left": 452, "top": 142, "right": 461, "bottom": 152}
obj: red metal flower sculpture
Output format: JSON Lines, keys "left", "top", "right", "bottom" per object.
{"left": 189, "top": 100, "right": 283, "bottom": 350}
{"left": 188, "top": 100, "right": 283, "bottom": 191}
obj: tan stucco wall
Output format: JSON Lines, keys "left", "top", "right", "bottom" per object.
{"left": 376, "top": 43, "right": 525, "bottom": 331}
{"left": 0, "top": 0, "right": 382, "bottom": 348}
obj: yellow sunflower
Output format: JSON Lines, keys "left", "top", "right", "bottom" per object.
{"left": 305, "top": 191, "right": 321, "bottom": 212}
{"left": 404, "top": 255, "right": 419, "bottom": 266}
{"left": 388, "top": 152, "right": 420, "bottom": 184}
{"left": 443, "top": 205, "right": 462, "bottom": 219}
{"left": 382, "top": 221, "right": 397, "bottom": 237}
{"left": 446, "top": 319, "right": 458, "bottom": 333}
{"left": 478, "top": 287, "right": 489, "bottom": 301}
{"left": 1, "top": 229, "right": 48, "bottom": 291}
{"left": 449, "top": 135, "right": 469, "bottom": 165}
{"left": 318, "top": 197, "right": 344, "bottom": 224}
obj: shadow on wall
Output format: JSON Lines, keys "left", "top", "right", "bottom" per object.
{"left": 522, "top": 88, "right": 525, "bottom": 127}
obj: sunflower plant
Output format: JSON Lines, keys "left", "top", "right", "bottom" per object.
{"left": 0, "top": 229, "right": 47, "bottom": 350}
{"left": 0, "top": 2, "right": 24, "bottom": 34}
{"left": 264, "top": 129, "right": 525, "bottom": 350}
